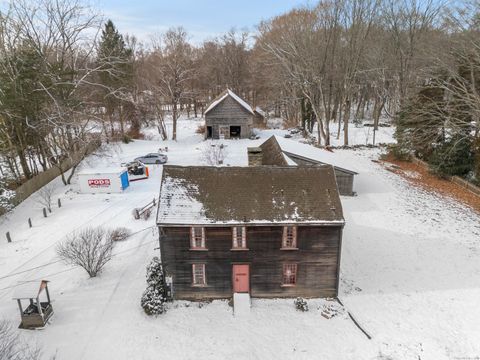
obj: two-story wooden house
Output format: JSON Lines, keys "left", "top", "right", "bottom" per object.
{"left": 156, "top": 165, "right": 345, "bottom": 300}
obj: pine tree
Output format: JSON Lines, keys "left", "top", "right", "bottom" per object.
{"left": 97, "top": 20, "right": 133, "bottom": 138}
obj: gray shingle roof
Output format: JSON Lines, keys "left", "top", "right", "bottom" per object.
{"left": 157, "top": 165, "right": 344, "bottom": 226}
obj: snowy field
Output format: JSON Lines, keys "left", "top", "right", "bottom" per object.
{"left": 0, "top": 117, "right": 479, "bottom": 360}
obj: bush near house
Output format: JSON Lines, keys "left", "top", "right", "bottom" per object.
{"left": 141, "top": 257, "right": 168, "bottom": 315}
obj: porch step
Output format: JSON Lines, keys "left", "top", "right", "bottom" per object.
{"left": 233, "top": 293, "right": 251, "bottom": 317}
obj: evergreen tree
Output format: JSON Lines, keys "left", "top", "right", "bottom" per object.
{"left": 141, "top": 257, "right": 168, "bottom": 315}
{"left": 97, "top": 20, "right": 133, "bottom": 137}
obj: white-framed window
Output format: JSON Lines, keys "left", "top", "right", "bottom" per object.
{"left": 190, "top": 227, "right": 206, "bottom": 250}
{"left": 282, "top": 263, "right": 297, "bottom": 286}
{"left": 192, "top": 264, "right": 206, "bottom": 286}
{"left": 282, "top": 226, "right": 297, "bottom": 249}
{"left": 232, "top": 226, "right": 247, "bottom": 249}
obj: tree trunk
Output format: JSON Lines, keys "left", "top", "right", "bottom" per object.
{"left": 343, "top": 99, "right": 351, "bottom": 146}
{"left": 172, "top": 103, "right": 178, "bottom": 141}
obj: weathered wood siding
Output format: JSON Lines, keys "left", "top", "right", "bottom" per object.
{"left": 286, "top": 154, "right": 355, "bottom": 196}
{"left": 160, "top": 225, "right": 343, "bottom": 300}
{"left": 205, "top": 96, "right": 253, "bottom": 139}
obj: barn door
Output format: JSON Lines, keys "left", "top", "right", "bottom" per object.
{"left": 232, "top": 265, "right": 249, "bottom": 293}
{"left": 219, "top": 125, "right": 230, "bottom": 139}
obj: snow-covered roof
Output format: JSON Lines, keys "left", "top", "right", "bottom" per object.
{"left": 77, "top": 167, "right": 127, "bottom": 175}
{"left": 204, "top": 89, "right": 254, "bottom": 115}
{"left": 13, "top": 280, "right": 49, "bottom": 300}
{"left": 266, "top": 136, "right": 358, "bottom": 175}
{"left": 255, "top": 106, "right": 266, "bottom": 117}
{"left": 157, "top": 165, "right": 344, "bottom": 226}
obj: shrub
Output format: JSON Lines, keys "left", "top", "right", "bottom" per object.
{"left": 196, "top": 124, "right": 206, "bottom": 134}
{"left": 122, "top": 134, "right": 133, "bottom": 144}
{"left": 429, "top": 134, "right": 473, "bottom": 178}
{"left": 141, "top": 257, "right": 168, "bottom": 315}
{"left": 294, "top": 297, "right": 309, "bottom": 312}
{"left": 0, "top": 319, "right": 41, "bottom": 359}
{"left": 56, "top": 226, "right": 115, "bottom": 277}
{"left": 108, "top": 227, "right": 131, "bottom": 242}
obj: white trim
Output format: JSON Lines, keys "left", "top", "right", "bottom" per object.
{"left": 192, "top": 264, "right": 206, "bottom": 286}
{"left": 232, "top": 226, "right": 247, "bottom": 249}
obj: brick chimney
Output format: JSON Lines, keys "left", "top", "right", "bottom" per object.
{"left": 247, "top": 147, "right": 263, "bottom": 166}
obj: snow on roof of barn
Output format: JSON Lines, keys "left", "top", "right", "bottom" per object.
{"left": 157, "top": 165, "right": 344, "bottom": 226}
{"left": 13, "top": 280, "right": 49, "bottom": 300}
{"left": 261, "top": 136, "right": 359, "bottom": 175}
{"left": 204, "top": 89, "right": 254, "bottom": 115}
{"left": 255, "top": 106, "right": 266, "bottom": 117}
{"left": 77, "top": 167, "right": 127, "bottom": 175}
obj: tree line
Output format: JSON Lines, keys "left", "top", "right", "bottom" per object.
{"left": 0, "top": 0, "right": 479, "bottom": 187}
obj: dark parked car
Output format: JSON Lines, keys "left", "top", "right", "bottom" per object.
{"left": 134, "top": 153, "right": 168, "bottom": 164}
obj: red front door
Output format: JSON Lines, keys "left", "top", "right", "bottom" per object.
{"left": 233, "top": 264, "right": 249, "bottom": 293}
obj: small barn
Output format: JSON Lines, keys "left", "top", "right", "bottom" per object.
{"left": 157, "top": 165, "right": 345, "bottom": 301}
{"left": 249, "top": 135, "right": 358, "bottom": 196}
{"left": 204, "top": 89, "right": 255, "bottom": 139}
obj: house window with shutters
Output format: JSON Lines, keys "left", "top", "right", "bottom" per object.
{"left": 192, "top": 264, "right": 206, "bottom": 286}
{"left": 281, "top": 226, "right": 297, "bottom": 249}
{"left": 282, "top": 263, "right": 297, "bottom": 286}
{"left": 232, "top": 226, "right": 247, "bottom": 250}
{"left": 190, "top": 227, "right": 206, "bottom": 250}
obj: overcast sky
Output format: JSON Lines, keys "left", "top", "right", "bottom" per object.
{"left": 97, "top": 0, "right": 308, "bottom": 44}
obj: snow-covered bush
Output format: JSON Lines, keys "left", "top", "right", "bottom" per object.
{"left": 56, "top": 226, "right": 115, "bottom": 277}
{"left": 0, "top": 186, "right": 15, "bottom": 216}
{"left": 294, "top": 297, "right": 309, "bottom": 312}
{"left": 108, "top": 227, "right": 131, "bottom": 242}
{"left": 141, "top": 257, "right": 167, "bottom": 315}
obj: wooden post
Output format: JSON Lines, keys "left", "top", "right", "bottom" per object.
{"left": 17, "top": 299, "right": 23, "bottom": 317}
{"left": 58, "top": 198, "right": 62, "bottom": 208}
{"left": 45, "top": 283, "right": 51, "bottom": 304}
{"left": 6, "top": 232, "right": 11, "bottom": 243}
{"left": 36, "top": 296, "right": 43, "bottom": 318}
{"left": 43, "top": 208, "right": 47, "bottom": 218}
{"left": 28, "top": 218, "right": 32, "bottom": 228}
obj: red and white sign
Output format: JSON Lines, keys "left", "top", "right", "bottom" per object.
{"left": 88, "top": 179, "right": 111, "bottom": 187}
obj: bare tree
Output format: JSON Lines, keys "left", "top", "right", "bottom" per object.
{"left": 0, "top": 320, "right": 41, "bottom": 360}
{"left": 36, "top": 184, "right": 54, "bottom": 213}
{"left": 202, "top": 142, "right": 228, "bottom": 165}
{"left": 56, "top": 227, "right": 116, "bottom": 277}
{"left": 149, "top": 27, "right": 195, "bottom": 141}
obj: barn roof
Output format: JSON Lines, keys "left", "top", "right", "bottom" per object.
{"left": 157, "top": 165, "right": 344, "bottom": 226}
{"left": 204, "top": 89, "right": 254, "bottom": 115}
{"left": 260, "top": 136, "right": 358, "bottom": 175}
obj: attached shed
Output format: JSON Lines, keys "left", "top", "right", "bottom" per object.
{"left": 250, "top": 136, "right": 358, "bottom": 196}
{"left": 204, "top": 89, "right": 254, "bottom": 139}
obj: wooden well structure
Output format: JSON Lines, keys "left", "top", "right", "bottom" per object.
{"left": 12, "top": 280, "right": 53, "bottom": 329}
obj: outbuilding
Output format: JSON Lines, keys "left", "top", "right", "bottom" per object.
{"left": 77, "top": 167, "right": 129, "bottom": 194}
{"left": 204, "top": 89, "right": 255, "bottom": 139}
{"left": 249, "top": 135, "right": 358, "bottom": 196}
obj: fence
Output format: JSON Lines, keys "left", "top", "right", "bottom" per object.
{"left": 12, "top": 141, "right": 101, "bottom": 206}
{"left": 412, "top": 156, "right": 480, "bottom": 197}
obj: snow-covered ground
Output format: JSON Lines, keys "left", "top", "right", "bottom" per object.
{"left": 0, "top": 117, "right": 479, "bottom": 360}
